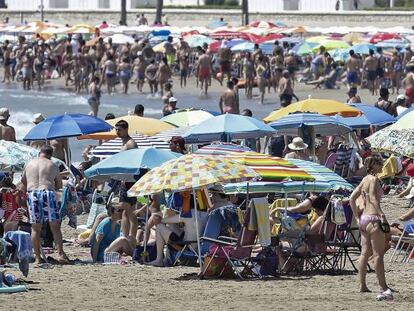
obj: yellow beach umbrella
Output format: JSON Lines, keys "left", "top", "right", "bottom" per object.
{"left": 263, "top": 99, "right": 362, "bottom": 123}
{"left": 343, "top": 32, "right": 362, "bottom": 44}
{"left": 79, "top": 115, "right": 176, "bottom": 140}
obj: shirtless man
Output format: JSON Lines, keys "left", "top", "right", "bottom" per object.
{"left": 102, "top": 53, "right": 116, "bottom": 95}
{"left": 0, "top": 108, "right": 16, "bottom": 142}
{"left": 21, "top": 145, "right": 68, "bottom": 264}
{"left": 403, "top": 65, "right": 414, "bottom": 105}
{"left": 345, "top": 49, "right": 361, "bottom": 89}
{"left": 145, "top": 59, "right": 158, "bottom": 96}
{"left": 50, "top": 139, "right": 69, "bottom": 164}
{"left": 197, "top": 49, "right": 211, "bottom": 95}
{"left": 363, "top": 49, "right": 378, "bottom": 96}
{"left": 2, "top": 44, "right": 12, "bottom": 83}
{"left": 156, "top": 57, "right": 171, "bottom": 97}
{"left": 114, "top": 120, "right": 139, "bottom": 243}
{"left": 177, "top": 48, "right": 189, "bottom": 88}
{"left": 118, "top": 57, "right": 132, "bottom": 94}
{"left": 133, "top": 51, "right": 146, "bottom": 92}
{"left": 21, "top": 50, "right": 33, "bottom": 90}
{"left": 88, "top": 76, "right": 101, "bottom": 116}
{"left": 218, "top": 40, "right": 232, "bottom": 83}
{"left": 279, "top": 70, "right": 296, "bottom": 107}
{"left": 219, "top": 80, "right": 239, "bottom": 114}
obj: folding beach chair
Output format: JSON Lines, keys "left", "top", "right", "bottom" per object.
{"left": 200, "top": 206, "right": 259, "bottom": 279}
{"left": 389, "top": 220, "right": 414, "bottom": 263}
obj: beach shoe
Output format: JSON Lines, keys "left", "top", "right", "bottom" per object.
{"left": 376, "top": 289, "right": 393, "bottom": 301}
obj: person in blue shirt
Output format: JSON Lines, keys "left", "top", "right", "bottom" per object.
{"left": 91, "top": 198, "right": 122, "bottom": 262}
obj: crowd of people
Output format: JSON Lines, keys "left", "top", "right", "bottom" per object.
{"left": 2, "top": 20, "right": 414, "bottom": 303}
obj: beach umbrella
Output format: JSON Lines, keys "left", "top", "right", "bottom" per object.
{"left": 369, "top": 33, "right": 401, "bottom": 44}
{"left": 312, "top": 40, "right": 350, "bottom": 52}
{"left": 294, "top": 42, "right": 318, "bottom": 55}
{"left": 306, "top": 36, "right": 330, "bottom": 43}
{"left": 160, "top": 109, "right": 215, "bottom": 127}
{"left": 334, "top": 104, "right": 396, "bottom": 129}
{"left": 0, "top": 140, "right": 69, "bottom": 172}
{"left": 268, "top": 113, "right": 352, "bottom": 136}
{"left": 249, "top": 21, "right": 277, "bottom": 29}
{"left": 195, "top": 147, "right": 314, "bottom": 182}
{"left": 79, "top": 115, "right": 175, "bottom": 140}
{"left": 390, "top": 110, "right": 414, "bottom": 130}
{"left": 85, "top": 148, "right": 181, "bottom": 181}
{"left": 376, "top": 38, "right": 408, "bottom": 49}
{"left": 127, "top": 153, "right": 259, "bottom": 196}
{"left": 343, "top": 32, "right": 362, "bottom": 44}
{"left": 104, "top": 34, "right": 134, "bottom": 45}
{"left": 194, "top": 142, "right": 251, "bottom": 155}
{"left": 182, "top": 114, "right": 275, "bottom": 143}
{"left": 23, "top": 113, "right": 112, "bottom": 141}
{"left": 263, "top": 99, "right": 362, "bottom": 123}
{"left": 230, "top": 41, "right": 274, "bottom": 55}
{"left": 367, "top": 127, "right": 414, "bottom": 157}
{"left": 127, "top": 153, "right": 259, "bottom": 272}
{"left": 185, "top": 35, "right": 214, "bottom": 48}
{"left": 207, "top": 20, "right": 228, "bottom": 29}
{"left": 150, "top": 126, "right": 193, "bottom": 142}
{"left": 396, "top": 106, "right": 414, "bottom": 120}
{"left": 347, "top": 43, "right": 377, "bottom": 55}
{"left": 88, "top": 134, "right": 170, "bottom": 159}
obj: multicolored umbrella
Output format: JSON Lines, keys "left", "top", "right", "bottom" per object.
{"left": 195, "top": 147, "right": 314, "bottom": 182}
{"left": 367, "top": 127, "right": 414, "bottom": 157}
{"left": 263, "top": 99, "right": 362, "bottom": 123}
{"left": 88, "top": 134, "right": 170, "bottom": 159}
{"left": 127, "top": 154, "right": 260, "bottom": 197}
{"left": 195, "top": 142, "right": 251, "bottom": 155}
{"left": 160, "top": 109, "right": 215, "bottom": 127}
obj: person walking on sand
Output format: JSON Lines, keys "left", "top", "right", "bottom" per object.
{"left": 21, "top": 145, "right": 69, "bottom": 264}
{"left": 0, "top": 108, "right": 16, "bottom": 142}
{"left": 88, "top": 76, "right": 101, "bottom": 117}
{"left": 349, "top": 154, "right": 393, "bottom": 301}
{"left": 197, "top": 49, "right": 211, "bottom": 95}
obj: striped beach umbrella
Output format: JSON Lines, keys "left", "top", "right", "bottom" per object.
{"left": 89, "top": 134, "right": 170, "bottom": 159}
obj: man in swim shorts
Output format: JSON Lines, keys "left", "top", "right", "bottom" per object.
{"left": 21, "top": 145, "right": 68, "bottom": 264}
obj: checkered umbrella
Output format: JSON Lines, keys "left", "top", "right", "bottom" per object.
{"left": 127, "top": 153, "right": 260, "bottom": 197}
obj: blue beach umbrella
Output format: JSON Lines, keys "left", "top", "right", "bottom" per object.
{"left": 85, "top": 148, "right": 181, "bottom": 181}
{"left": 231, "top": 41, "right": 274, "bottom": 55}
{"left": 347, "top": 43, "right": 377, "bottom": 55}
{"left": 268, "top": 113, "right": 352, "bottom": 136}
{"left": 182, "top": 114, "right": 275, "bottom": 143}
{"left": 334, "top": 104, "right": 396, "bottom": 129}
{"left": 23, "top": 113, "right": 112, "bottom": 141}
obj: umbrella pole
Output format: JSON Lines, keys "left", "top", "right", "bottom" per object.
{"left": 142, "top": 196, "right": 150, "bottom": 263}
{"left": 193, "top": 189, "right": 203, "bottom": 273}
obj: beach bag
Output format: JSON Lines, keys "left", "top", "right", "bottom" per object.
{"left": 133, "top": 245, "right": 157, "bottom": 263}
{"left": 257, "top": 247, "right": 278, "bottom": 276}
{"left": 331, "top": 198, "right": 346, "bottom": 225}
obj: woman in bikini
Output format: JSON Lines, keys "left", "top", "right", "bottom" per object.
{"left": 350, "top": 154, "right": 393, "bottom": 301}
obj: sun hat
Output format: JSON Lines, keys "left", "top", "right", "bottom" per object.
{"left": 397, "top": 94, "right": 407, "bottom": 101}
{"left": 32, "top": 113, "right": 45, "bottom": 124}
{"left": 0, "top": 108, "right": 10, "bottom": 120}
{"left": 288, "top": 137, "right": 308, "bottom": 151}
{"left": 168, "top": 97, "right": 177, "bottom": 103}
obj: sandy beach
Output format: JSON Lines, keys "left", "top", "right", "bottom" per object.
{"left": 0, "top": 193, "right": 411, "bottom": 311}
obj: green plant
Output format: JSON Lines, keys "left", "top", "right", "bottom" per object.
{"left": 204, "top": 0, "right": 225, "bottom": 5}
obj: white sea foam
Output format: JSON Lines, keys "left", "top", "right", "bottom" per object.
{"left": 8, "top": 110, "right": 36, "bottom": 140}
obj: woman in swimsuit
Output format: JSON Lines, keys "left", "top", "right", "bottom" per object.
{"left": 350, "top": 154, "right": 393, "bottom": 301}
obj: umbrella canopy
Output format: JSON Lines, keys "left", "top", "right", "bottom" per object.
{"left": 104, "top": 34, "right": 134, "bottom": 45}
{"left": 230, "top": 41, "right": 274, "bottom": 55}
{"left": 369, "top": 33, "right": 401, "bottom": 44}
{"left": 160, "top": 109, "right": 215, "bottom": 127}
{"left": 0, "top": 140, "right": 68, "bottom": 172}
{"left": 85, "top": 148, "right": 181, "bottom": 181}
{"left": 367, "top": 127, "right": 414, "bottom": 157}
{"left": 88, "top": 134, "right": 170, "bottom": 159}
{"left": 23, "top": 113, "right": 112, "bottom": 141}
{"left": 390, "top": 110, "right": 414, "bottom": 130}
{"left": 195, "top": 147, "right": 314, "bottom": 182}
{"left": 194, "top": 142, "right": 251, "bottom": 155}
{"left": 263, "top": 99, "right": 362, "bottom": 123}
{"left": 185, "top": 35, "right": 214, "bottom": 48}
{"left": 79, "top": 115, "right": 175, "bottom": 140}
{"left": 312, "top": 40, "right": 350, "bottom": 52}
{"left": 396, "top": 106, "right": 414, "bottom": 120}
{"left": 127, "top": 154, "right": 259, "bottom": 196}
{"left": 183, "top": 114, "right": 275, "bottom": 143}
{"left": 268, "top": 113, "right": 352, "bottom": 136}
{"left": 347, "top": 43, "right": 377, "bottom": 55}
{"left": 293, "top": 42, "right": 318, "bottom": 55}
{"left": 150, "top": 126, "right": 193, "bottom": 142}
{"left": 334, "top": 104, "right": 396, "bottom": 129}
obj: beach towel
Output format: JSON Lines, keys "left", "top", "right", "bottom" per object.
{"left": 248, "top": 198, "right": 271, "bottom": 246}
{"left": 4, "top": 231, "right": 33, "bottom": 260}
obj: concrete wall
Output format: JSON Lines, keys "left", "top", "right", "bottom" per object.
{"left": 249, "top": 0, "right": 299, "bottom": 12}
{"left": 1, "top": 9, "right": 413, "bottom": 28}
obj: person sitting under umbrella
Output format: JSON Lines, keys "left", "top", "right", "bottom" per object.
{"left": 284, "top": 137, "right": 310, "bottom": 160}
{"left": 169, "top": 136, "right": 186, "bottom": 154}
